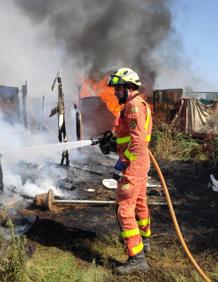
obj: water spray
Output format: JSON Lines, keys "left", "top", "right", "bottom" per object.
{"left": 2, "top": 140, "right": 92, "bottom": 160}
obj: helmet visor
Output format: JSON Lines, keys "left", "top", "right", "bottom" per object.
{"left": 108, "top": 75, "right": 124, "bottom": 87}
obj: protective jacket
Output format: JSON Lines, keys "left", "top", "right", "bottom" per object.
{"left": 114, "top": 91, "right": 152, "bottom": 174}
{"left": 113, "top": 90, "right": 152, "bottom": 257}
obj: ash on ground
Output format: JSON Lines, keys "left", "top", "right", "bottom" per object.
{"left": 1, "top": 146, "right": 218, "bottom": 255}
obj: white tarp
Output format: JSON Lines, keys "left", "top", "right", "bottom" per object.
{"left": 172, "top": 98, "right": 218, "bottom": 136}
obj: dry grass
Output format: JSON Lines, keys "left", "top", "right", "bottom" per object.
{"left": 150, "top": 122, "right": 210, "bottom": 161}
{"left": 0, "top": 226, "right": 217, "bottom": 281}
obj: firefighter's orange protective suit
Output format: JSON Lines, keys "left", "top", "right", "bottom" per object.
{"left": 114, "top": 90, "right": 152, "bottom": 257}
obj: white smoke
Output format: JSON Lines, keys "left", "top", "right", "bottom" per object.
{"left": 3, "top": 164, "right": 66, "bottom": 198}
{"left": 0, "top": 0, "right": 77, "bottom": 99}
{"left": 0, "top": 112, "right": 50, "bottom": 152}
{"left": 0, "top": 112, "right": 67, "bottom": 197}
{"left": 0, "top": 1, "right": 87, "bottom": 200}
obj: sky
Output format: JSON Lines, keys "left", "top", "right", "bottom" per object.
{"left": 171, "top": 0, "right": 218, "bottom": 91}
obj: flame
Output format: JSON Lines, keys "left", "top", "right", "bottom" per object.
{"left": 80, "top": 76, "right": 121, "bottom": 116}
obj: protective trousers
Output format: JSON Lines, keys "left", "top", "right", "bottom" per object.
{"left": 116, "top": 174, "right": 151, "bottom": 257}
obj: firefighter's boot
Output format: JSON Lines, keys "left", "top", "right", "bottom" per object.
{"left": 143, "top": 238, "right": 151, "bottom": 253}
{"left": 115, "top": 251, "right": 149, "bottom": 275}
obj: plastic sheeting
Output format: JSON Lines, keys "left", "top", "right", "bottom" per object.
{"left": 172, "top": 98, "right": 218, "bottom": 137}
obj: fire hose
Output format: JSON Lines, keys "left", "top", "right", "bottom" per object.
{"left": 90, "top": 133, "right": 212, "bottom": 281}
{"left": 23, "top": 136, "right": 210, "bottom": 281}
{"left": 91, "top": 134, "right": 211, "bottom": 281}
{"left": 149, "top": 150, "right": 211, "bottom": 282}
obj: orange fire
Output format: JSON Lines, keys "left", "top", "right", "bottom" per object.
{"left": 79, "top": 76, "right": 121, "bottom": 116}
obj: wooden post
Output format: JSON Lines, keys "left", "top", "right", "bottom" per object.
{"left": 74, "top": 104, "right": 82, "bottom": 140}
{"left": 77, "top": 84, "right": 81, "bottom": 108}
{"left": 0, "top": 155, "right": 4, "bottom": 193}
{"left": 40, "top": 95, "right": 45, "bottom": 131}
{"left": 21, "top": 81, "right": 28, "bottom": 129}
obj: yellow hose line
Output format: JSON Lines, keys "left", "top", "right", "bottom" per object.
{"left": 149, "top": 150, "right": 211, "bottom": 282}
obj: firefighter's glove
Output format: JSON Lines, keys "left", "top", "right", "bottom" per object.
{"left": 99, "top": 131, "right": 116, "bottom": 155}
{"left": 112, "top": 159, "right": 127, "bottom": 181}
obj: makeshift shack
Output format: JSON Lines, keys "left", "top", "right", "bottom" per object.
{"left": 172, "top": 98, "right": 218, "bottom": 138}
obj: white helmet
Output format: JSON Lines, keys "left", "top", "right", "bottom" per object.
{"left": 108, "top": 67, "right": 142, "bottom": 87}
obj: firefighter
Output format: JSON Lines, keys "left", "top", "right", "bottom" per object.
{"left": 103, "top": 68, "right": 152, "bottom": 274}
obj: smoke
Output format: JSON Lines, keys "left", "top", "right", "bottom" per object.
{"left": 0, "top": 0, "right": 75, "bottom": 99}
{"left": 0, "top": 112, "right": 70, "bottom": 198}
{"left": 0, "top": 0, "right": 211, "bottom": 97}
{"left": 0, "top": 112, "right": 51, "bottom": 152}
{"left": 12, "top": 0, "right": 174, "bottom": 86}
{"left": 3, "top": 162, "right": 66, "bottom": 197}
{"left": 3, "top": 167, "right": 64, "bottom": 198}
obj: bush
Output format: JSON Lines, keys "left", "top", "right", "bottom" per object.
{"left": 150, "top": 122, "right": 207, "bottom": 161}
{"left": 0, "top": 219, "right": 28, "bottom": 282}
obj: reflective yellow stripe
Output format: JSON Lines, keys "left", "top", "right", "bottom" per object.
{"left": 144, "top": 103, "right": 151, "bottom": 131}
{"left": 144, "top": 103, "right": 151, "bottom": 142}
{"left": 121, "top": 183, "right": 130, "bottom": 190}
{"left": 121, "top": 228, "right": 140, "bottom": 238}
{"left": 140, "top": 229, "right": 151, "bottom": 238}
{"left": 146, "top": 135, "right": 151, "bottom": 142}
{"left": 137, "top": 218, "right": 150, "bottom": 226}
{"left": 124, "top": 149, "right": 137, "bottom": 161}
{"left": 117, "top": 134, "right": 150, "bottom": 144}
{"left": 132, "top": 242, "right": 143, "bottom": 255}
{"left": 116, "top": 136, "right": 131, "bottom": 144}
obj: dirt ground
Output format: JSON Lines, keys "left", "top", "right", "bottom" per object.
{"left": 19, "top": 147, "right": 218, "bottom": 268}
